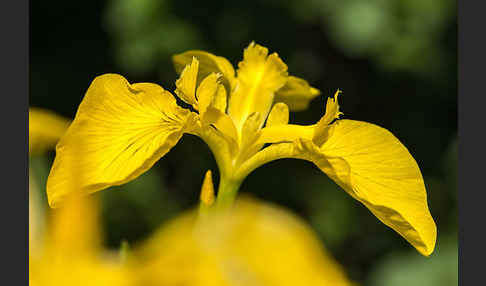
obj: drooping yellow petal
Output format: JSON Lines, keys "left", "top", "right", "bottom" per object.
{"left": 46, "top": 74, "right": 196, "bottom": 207}
{"left": 175, "top": 57, "right": 199, "bottom": 107}
{"left": 29, "top": 108, "right": 71, "bottom": 155}
{"left": 301, "top": 120, "right": 437, "bottom": 256}
{"left": 131, "top": 196, "right": 355, "bottom": 286}
{"left": 266, "top": 102, "right": 289, "bottom": 127}
{"left": 173, "top": 50, "right": 236, "bottom": 91}
{"left": 274, "top": 76, "right": 321, "bottom": 111}
{"left": 228, "top": 42, "right": 288, "bottom": 132}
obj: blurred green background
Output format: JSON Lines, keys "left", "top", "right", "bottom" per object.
{"left": 30, "top": 0, "right": 457, "bottom": 285}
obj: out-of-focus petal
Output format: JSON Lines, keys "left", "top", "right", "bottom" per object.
{"left": 29, "top": 108, "right": 71, "bottom": 154}
{"left": 131, "top": 196, "right": 355, "bottom": 286}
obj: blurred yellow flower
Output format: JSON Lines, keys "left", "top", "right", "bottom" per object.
{"left": 130, "top": 194, "right": 355, "bottom": 285}
{"left": 29, "top": 107, "right": 71, "bottom": 257}
{"left": 46, "top": 42, "right": 436, "bottom": 255}
{"left": 29, "top": 194, "right": 131, "bottom": 286}
{"left": 29, "top": 107, "right": 71, "bottom": 155}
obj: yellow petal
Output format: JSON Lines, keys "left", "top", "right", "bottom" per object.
{"left": 302, "top": 120, "right": 437, "bottom": 256}
{"left": 47, "top": 74, "right": 196, "bottom": 207}
{"left": 274, "top": 76, "right": 321, "bottom": 111}
{"left": 131, "top": 196, "right": 355, "bottom": 286}
{"left": 32, "top": 194, "right": 132, "bottom": 286}
{"left": 313, "top": 89, "right": 343, "bottom": 146}
{"left": 212, "top": 84, "right": 227, "bottom": 113}
{"left": 199, "top": 170, "right": 215, "bottom": 206}
{"left": 228, "top": 42, "right": 288, "bottom": 132}
{"left": 266, "top": 102, "right": 289, "bottom": 127}
{"left": 257, "top": 124, "right": 314, "bottom": 145}
{"left": 196, "top": 72, "right": 222, "bottom": 116}
{"left": 29, "top": 108, "right": 71, "bottom": 154}
{"left": 237, "top": 112, "right": 264, "bottom": 163}
{"left": 201, "top": 107, "right": 238, "bottom": 143}
{"left": 175, "top": 57, "right": 199, "bottom": 106}
{"left": 173, "top": 50, "right": 236, "bottom": 92}
{"left": 47, "top": 195, "right": 102, "bottom": 256}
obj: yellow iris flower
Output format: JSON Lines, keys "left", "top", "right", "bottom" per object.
{"left": 46, "top": 42, "right": 436, "bottom": 256}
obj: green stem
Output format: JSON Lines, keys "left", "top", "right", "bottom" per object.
{"left": 215, "top": 176, "right": 242, "bottom": 210}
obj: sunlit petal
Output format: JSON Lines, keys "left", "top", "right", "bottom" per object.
{"left": 301, "top": 120, "right": 437, "bottom": 256}
{"left": 228, "top": 42, "right": 288, "bottom": 132}
{"left": 47, "top": 74, "right": 196, "bottom": 207}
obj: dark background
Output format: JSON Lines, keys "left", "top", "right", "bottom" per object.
{"left": 30, "top": 0, "right": 457, "bottom": 285}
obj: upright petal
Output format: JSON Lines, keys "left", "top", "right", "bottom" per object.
{"left": 274, "top": 76, "right": 321, "bottom": 111}
{"left": 47, "top": 74, "right": 196, "bottom": 207}
{"left": 266, "top": 102, "right": 289, "bottom": 127}
{"left": 302, "top": 119, "right": 437, "bottom": 256}
{"left": 228, "top": 42, "right": 288, "bottom": 132}
{"left": 175, "top": 57, "right": 199, "bottom": 107}
{"left": 29, "top": 108, "right": 71, "bottom": 154}
{"left": 313, "top": 90, "right": 343, "bottom": 146}
{"left": 196, "top": 72, "right": 223, "bottom": 116}
{"left": 173, "top": 50, "right": 236, "bottom": 92}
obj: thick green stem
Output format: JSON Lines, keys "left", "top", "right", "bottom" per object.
{"left": 215, "top": 176, "right": 242, "bottom": 210}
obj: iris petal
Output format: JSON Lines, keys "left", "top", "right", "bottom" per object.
{"left": 46, "top": 74, "right": 196, "bottom": 207}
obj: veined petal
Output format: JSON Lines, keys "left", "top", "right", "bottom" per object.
{"left": 228, "top": 42, "right": 288, "bottom": 132}
{"left": 173, "top": 50, "right": 236, "bottom": 92}
{"left": 47, "top": 74, "right": 196, "bottom": 207}
{"left": 29, "top": 108, "right": 71, "bottom": 154}
{"left": 301, "top": 120, "right": 436, "bottom": 256}
{"left": 175, "top": 57, "right": 199, "bottom": 107}
{"left": 274, "top": 76, "right": 321, "bottom": 111}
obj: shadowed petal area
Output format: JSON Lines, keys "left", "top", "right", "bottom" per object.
{"left": 274, "top": 76, "right": 321, "bottom": 111}
{"left": 46, "top": 74, "right": 196, "bottom": 207}
{"left": 302, "top": 119, "right": 436, "bottom": 256}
